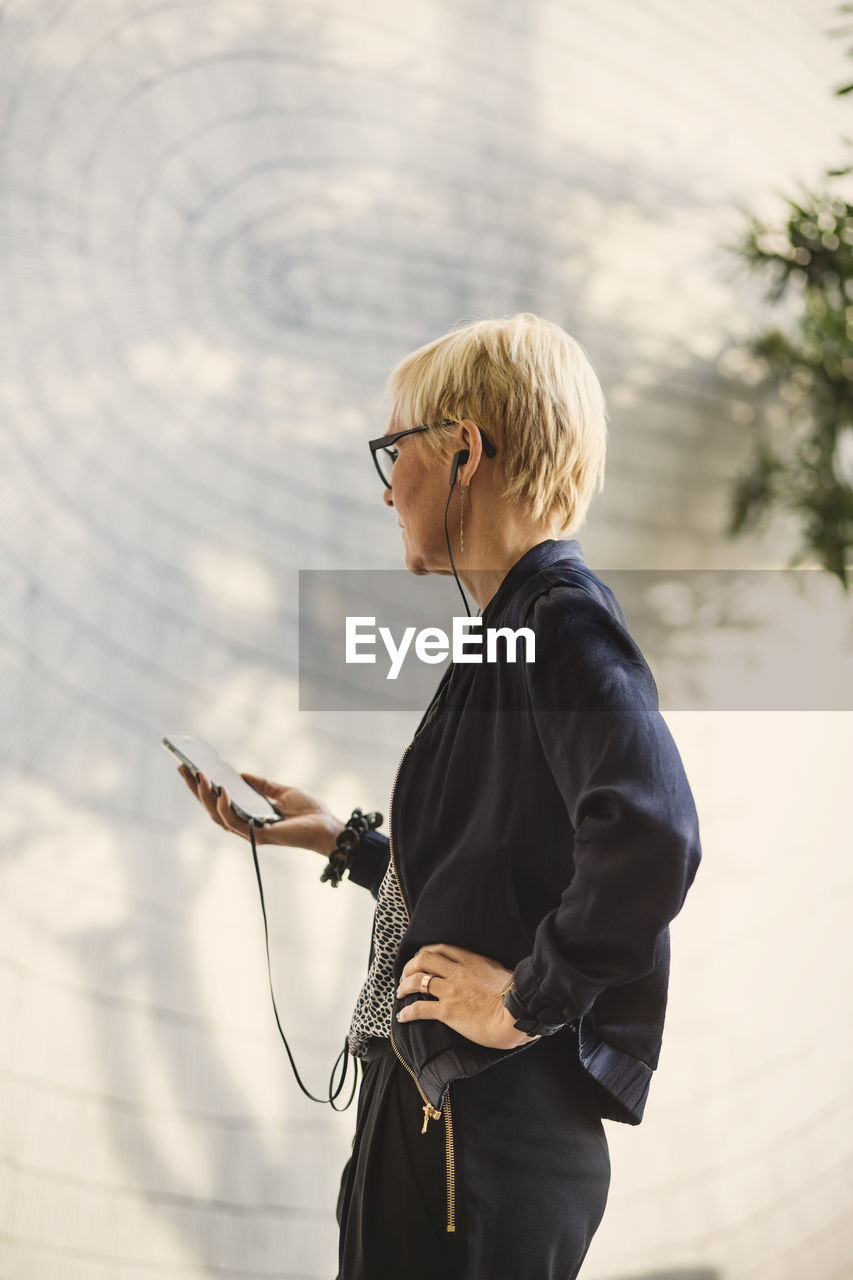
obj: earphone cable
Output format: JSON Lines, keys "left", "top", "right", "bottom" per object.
{"left": 247, "top": 817, "right": 358, "bottom": 1110}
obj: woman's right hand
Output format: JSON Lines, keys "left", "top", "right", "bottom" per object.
{"left": 178, "top": 766, "right": 346, "bottom": 858}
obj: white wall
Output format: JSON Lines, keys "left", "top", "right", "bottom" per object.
{"left": 1, "top": 2, "right": 851, "bottom": 1277}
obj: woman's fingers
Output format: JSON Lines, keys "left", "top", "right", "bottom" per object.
{"left": 240, "top": 770, "right": 275, "bottom": 793}
{"left": 416, "top": 942, "right": 473, "bottom": 964}
{"left": 179, "top": 767, "right": 334, "bottom": 853}
{"left": 180, "top": 768, "right": 232, "bottom": 831}
{"left": 179, "top": 768, "right": 266, "bottom": 842}
{"left": 195, "top": 771, "right": 228, "bottom": 828}
{"left": 214, "top": 784, "right": 266, "bottom": 840}
{"left": 395, "top": 972, "right": 447, "bottom": 1000}
{"left": 394, "top": 945, "right": 526, "bottom": 1047}
{"left": 396, "top": 997, "right": 442, "bottom": 1023}
{"left": 400, "top": 947, "right": 457, "bottom": 983}
{"left": 195, "top": 772, "right": 220, "bottom": 820}
{"left": 178, "top": 765, "right": 199, "bottom": 797}
{"left": 239, "top": 771, "right": 285, "bottom": 816}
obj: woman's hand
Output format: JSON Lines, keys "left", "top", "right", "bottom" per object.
{"left": 395, "top": 943, "right": 540, "bottom": 1051}
{"left": 178, "top": 766, "right": 346, "bottom": 857}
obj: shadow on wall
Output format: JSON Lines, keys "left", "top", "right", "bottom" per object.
{"left": 3, "top": 0, "right": 845, "bottom": 1277}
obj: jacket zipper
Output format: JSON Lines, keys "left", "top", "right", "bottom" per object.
{"left": 387, "top": 743, "right": 412, "bottom": 916}
{"left": 386, "top": 740, "right": 455, "bottom": 1230}
{"left": 389, "top": 1022, "right": 442, "bottom": 1131}
{"left": 387, "top": 743, "right": 443, "bottom": 1129}
{"left": 444, "top": 1088, "right": 456, "bottom": 1232}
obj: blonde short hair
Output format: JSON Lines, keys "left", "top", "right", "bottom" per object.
{"left": 385, "top": 313, "right": 608, "bottom": 535}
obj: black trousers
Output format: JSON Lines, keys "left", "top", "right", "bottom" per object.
{"left": 336, "top": 1030, "right": 611, "bottom": 1280}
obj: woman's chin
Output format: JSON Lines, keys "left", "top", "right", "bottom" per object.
{"left": 402, "top": 542, "right": 431, "bottom": 576}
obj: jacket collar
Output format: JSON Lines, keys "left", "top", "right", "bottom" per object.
{"left": 479, "top": 538, "right": 586, "bottom": 627}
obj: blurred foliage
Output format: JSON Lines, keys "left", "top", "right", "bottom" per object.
{"left": 728, "top": 7, "right": 853, "bottom": 589}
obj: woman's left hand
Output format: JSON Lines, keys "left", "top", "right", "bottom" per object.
{"left": 396, "top": 943, "right": 539, "bottom": 1050}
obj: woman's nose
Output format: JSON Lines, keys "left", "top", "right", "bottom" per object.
{"left": 383, "top": 486, "right": 394, "bottom": 507}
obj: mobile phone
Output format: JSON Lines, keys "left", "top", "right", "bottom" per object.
{"left": 161, "top": 735, "right": 281, "bottom": 824}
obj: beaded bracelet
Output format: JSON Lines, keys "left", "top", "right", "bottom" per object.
{"left": 320, "top": 807, "right": 384, "bottom": 887}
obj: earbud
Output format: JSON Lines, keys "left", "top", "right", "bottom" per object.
{"left": 449, "top": 449, "right": 470, "bottom": 489}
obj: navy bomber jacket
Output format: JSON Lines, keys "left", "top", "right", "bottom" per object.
{"left": 347, "top": 538, "right": 702, "bottom": 1126}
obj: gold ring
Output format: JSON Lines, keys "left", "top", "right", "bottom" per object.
{"left": 419, "top": 972, "right": 433, "bottom": 996}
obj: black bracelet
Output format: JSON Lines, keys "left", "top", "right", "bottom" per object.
{"left": 320, "top": 808, "right": 383, "bottom": 887}
{"left": 502, "top": 981, "right": 568, "bottom": 1037}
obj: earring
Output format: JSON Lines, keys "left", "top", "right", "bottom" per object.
{"left": 460, "top": 485, "right": 468, "bottom": 554}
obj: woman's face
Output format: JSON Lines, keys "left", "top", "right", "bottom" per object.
{"left": 382, "top": 427, "right": 453, "bottom": 576}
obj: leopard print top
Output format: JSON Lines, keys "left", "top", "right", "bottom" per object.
{"left": 347, "top": 668, "right": 456, "bottom": 1058}
{"left": 347, "top": 854, "right": 408, "bottom": 1058}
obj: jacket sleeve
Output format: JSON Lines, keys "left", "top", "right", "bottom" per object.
{"left": 346, "top": 828, "right": 391, "bottom": 900}
{"left": 511, "top": 585, "right": 702, "bottom": 1028}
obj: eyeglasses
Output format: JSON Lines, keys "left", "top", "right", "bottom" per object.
{"left": 368, "top": 418, "right": 497, "bottom": 490}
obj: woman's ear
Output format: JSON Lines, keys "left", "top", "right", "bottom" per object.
{"left": 450, "top": 451, "right": 470, "bottom": 488}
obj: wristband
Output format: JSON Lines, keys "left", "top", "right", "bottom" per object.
{"left": 320, "top": 808, "right": 383, "bottom": 887}
{"left": 502, "top": 980, "right": 567, "bottom": 1037}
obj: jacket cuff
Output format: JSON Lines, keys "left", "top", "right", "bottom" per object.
{"left": 511, "top": 956, "right": 584, "bottom": 1029}
{"left": 503, "top": 983, "right": 569, "bottom": 1036}
{"left": 345, "top": 828, "right": 391, "bottom": 899}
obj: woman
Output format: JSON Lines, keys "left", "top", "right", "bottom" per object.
{"left": 179, "top": 313, "right": 702, "bottom": 1279}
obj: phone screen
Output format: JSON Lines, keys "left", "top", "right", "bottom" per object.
{"left": 162, "top": 736, "right": 280, "bottom": 824}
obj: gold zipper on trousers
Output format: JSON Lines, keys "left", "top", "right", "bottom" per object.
{"left": 444, "top": 1089, "right": 456, "bottom": 1232}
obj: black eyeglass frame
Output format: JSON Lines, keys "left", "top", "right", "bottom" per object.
{"left": 368, "top": 418, "right": 497, "bottom": 489}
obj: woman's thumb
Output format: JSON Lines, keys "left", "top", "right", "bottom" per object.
{"left": 241, "top": 771, "right": 274, "bottom": 793}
